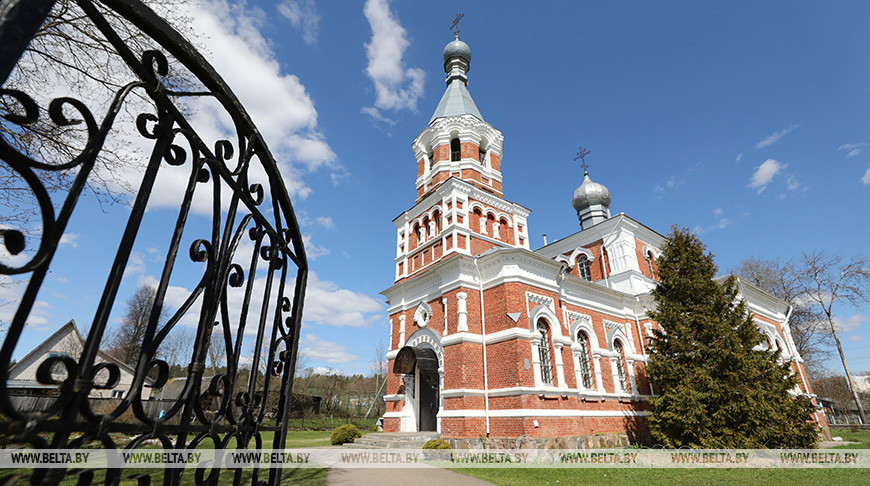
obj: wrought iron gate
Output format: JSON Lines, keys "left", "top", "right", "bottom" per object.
{"left": 0, "top": 0, "right": 307, "bottom": 484}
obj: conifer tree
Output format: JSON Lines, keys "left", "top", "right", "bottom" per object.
{"left": 646, "top": 227, "right": 818, "bottom": 448}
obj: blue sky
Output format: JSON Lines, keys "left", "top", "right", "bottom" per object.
{"left": 4, "top": 0, "right": 869, "bottom": 378}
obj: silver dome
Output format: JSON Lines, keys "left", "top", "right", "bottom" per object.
{"left": 572, "top": 172, "right": 611, "bottom": 212}
{"left": 443, "top": 37, "right": 471, "bottom": 66}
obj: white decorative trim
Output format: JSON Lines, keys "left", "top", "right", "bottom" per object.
{"left": 413, "top": 301, "right": 432, "bottom": 328}
{"left": 437, "top": 409, "right": 648, "bottom": 418}
{"left": 442, "top": 298, "right": 448, "bottom": 336}
{"left": 398, "top": 315, "right": 406, "bottom": 347}
{"left": 404, "top": 328, "right": 444, "bottom": 371}
{"left": 642, "top": 244, "right": 661, "bottom": 259}
{"left": 440, "top": 386, "right": 650, "bottom": 400}
{"left": 456, "top": 292, "right": 468, "bottom": 332}
{"left": 441, "top": 332, "right": 483, "bottom": 346}
{"left": 526, "top": 291, "right": 555, "bottom": 310}
{"left": 555, "top": 247, "right": 595, "bottom": 269}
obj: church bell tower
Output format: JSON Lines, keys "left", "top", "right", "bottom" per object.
{"left": 393, "top": 35, "right": 532, "bottom": 283}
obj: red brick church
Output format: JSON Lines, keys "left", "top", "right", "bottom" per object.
{"left": 381, "top": 35, "right": 826, "bottom": 446}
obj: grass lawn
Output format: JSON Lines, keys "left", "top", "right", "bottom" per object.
{"left": 452, "top": 428, "right": 870, "bottom": 486}
{"left": 451, "top": 468, "right": 870, "bottom": 485}
{"left": 286, "top": 416, "right": 378, "bottom": 431}
{"left": 829, "top": 427, "right": 870, "bottom": 449}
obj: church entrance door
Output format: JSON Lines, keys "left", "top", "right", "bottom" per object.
{"left": 393, "top": 344, "right": 440, "bottom": 432}
{"left": 419, "top": 369, "right": 439, "bottom": 431}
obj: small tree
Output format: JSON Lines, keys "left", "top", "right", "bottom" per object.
{"left": 646, "top": 227, "right": 817, "bottom": 448}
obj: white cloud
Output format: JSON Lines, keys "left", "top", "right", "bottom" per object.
{"left": 693, "top": 217, "right": 733, "bottom": 235}
{"left": 315, "top": 217, "right": 335, "bottom": 229}
{"left": 848, "top": 335, "right": 865, "bottom": 342}
{"left": 838, "top": 142, "right": 869, "bottom": 158}
{"left": 123, "top": 252, "right": 146, "bottom": 277}
{"left": 277, "top": 0, "right": 320, "bottom": 46}
{"left": 786, "top": 175, "right": 800, "bottom": 191}
{"left": 735, "top": 153, "right": 743, "bottom": 163}
{"left": 59, "top": 233, "right": 80, "bottom": 249}
{"left": 713, "top": 208, "right": 722, "bottom": 217}
{"left": 834, "top": 314, "right": 869, "bottom": 333}
{"left": 755, "top": 125, "right": 799, "bottom": 149}
{"left": 362, "top": 0, "right": 425, "bottom": 120}
{"left": 133, "top": 0, "right": 339, "bottom": 213}
{"left": 862, "top": 168, "right": 870, "bottom": 185}
{"left": 137, "top": 268, "right": 382, "bottom": 339}
{"left": 360, "top": 106, "right": 397, "bottom": 125}
{"left": 302, "top": 272, "right": 384, "bottom": 327}
{"left": 748, "top": 159, "right": 786, "bottom": 194}
{"left": 300, "top": 334, "right": 360, "bottom": 364}
{"left": 0, "top": 276, "right": 53, "bottom": 331}
{"left": 653, "top": 175, "right": 684, "bottom": 199}
{"left": 302, "top": 234, "right": 330, "bottom": 260}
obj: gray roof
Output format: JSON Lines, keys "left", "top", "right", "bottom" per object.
{"left": 158, "top": 376, "right": 214, "bottom": 401}
{"left": 429, "top": 80, "right": 483, "bottom": 123}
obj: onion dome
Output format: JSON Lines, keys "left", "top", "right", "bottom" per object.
{"left": 430, "top": 35, "right": 483, "bottom": 122}
{"left": 443, "top": 36, "right": 471, "bottom": 68}
{"left": 572, "top": 171, "right": 612, "bottom": 229}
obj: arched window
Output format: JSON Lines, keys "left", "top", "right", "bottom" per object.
{"left": 646, "top": 251, "right": 655, "bottom": 277}
{"left": 473, "top": 208, "right": 485, "bottom": 235}
{"left": 450, "top": 138, "right": 461, "bottom": 161}
{"left": 537, "top": 321, "right": 554, "bottom": 386}
{"left": 577, "top": 254, "right": 592, "bottom": 281}
{"left": 576, "top": 331, "right": 593, "bottom": 389}
{"left": 614, "top": 341, "right": 628, "bottom": 393}
{"left": 478, "top": 147, "right": 486, "bottom": 164}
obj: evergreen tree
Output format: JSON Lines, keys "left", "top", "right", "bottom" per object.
{"left": 646, "top": 227, "right": 818, "bottom": 448}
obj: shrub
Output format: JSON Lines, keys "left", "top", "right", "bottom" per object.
{"left": 422, "top": 439, "right": 452, "bottom": 450}
{"left": 330, "top": 424, "right": 362, "bottom": 445}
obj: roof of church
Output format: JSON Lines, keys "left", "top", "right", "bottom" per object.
{"left": 429, "top": 75, "right": 483, "bottom": 122}
{"left": 430, "top": 35, "right": 484, "bottom": 123}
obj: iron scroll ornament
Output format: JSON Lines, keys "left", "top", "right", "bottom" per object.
{"left": 0, "top": 0, "right": 307, "bottom": 485}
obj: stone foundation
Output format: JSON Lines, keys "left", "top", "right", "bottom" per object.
{"left": 445, "top": 430, "right": 650, "bottom": 450}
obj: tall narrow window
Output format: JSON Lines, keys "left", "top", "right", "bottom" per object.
{"left": 577, "top": 254, "right": 592, "bottom": 281}
{"left": 614, "top": 341, "right": 628, "bottom": 393}
{"left": 646, "top": 252, "right": 655, "bottom": 277}
{"left": 450, "top": 138, "right": 461, "bottom": 161}
{"left": 538, "top": 321, "right": 553, "bottom": 386}
{"left": 428, "top": 154, "right": 434, "bottom": 170}
{"left": 478, "top": 147, "right": 486, "bottom": 164}
{"left": 576, "top": 331, "right": 593, "bottom": 389}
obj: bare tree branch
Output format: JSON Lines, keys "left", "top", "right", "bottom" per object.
{"left": 731, "top": 256, "right": 832, "bottom": 371}
{"left": 797, "top": 251, "right": 870, "bottom": 424}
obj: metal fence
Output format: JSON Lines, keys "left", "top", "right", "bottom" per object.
{"left": 0, "top": 0, "right": 307, "bottom": 484}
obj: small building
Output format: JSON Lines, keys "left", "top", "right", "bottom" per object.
{"left": 8, "top": 320, "right": 153, "bottom": 400}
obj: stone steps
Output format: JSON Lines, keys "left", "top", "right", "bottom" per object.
{"left": 344, "top": 431, "right": 441, "bottom": 449}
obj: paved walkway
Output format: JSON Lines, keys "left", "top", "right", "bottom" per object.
{"left": 325, "top": 464, "right": 494, "bottom": 486}
{"left": 819, "top": 440, "right": 860, "bottom": 448}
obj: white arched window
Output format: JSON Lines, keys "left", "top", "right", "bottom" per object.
{"left": 576, "top": 331, "right": 593, "bottom": 389}
{"left": 577, "top": 254, "right": 592, "bottom": 281}
{"left": 537, "top": 321, "right": 554, "bottom": 386}
{"left": 614, "top": 340, "right": 628, "bottom": 393}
